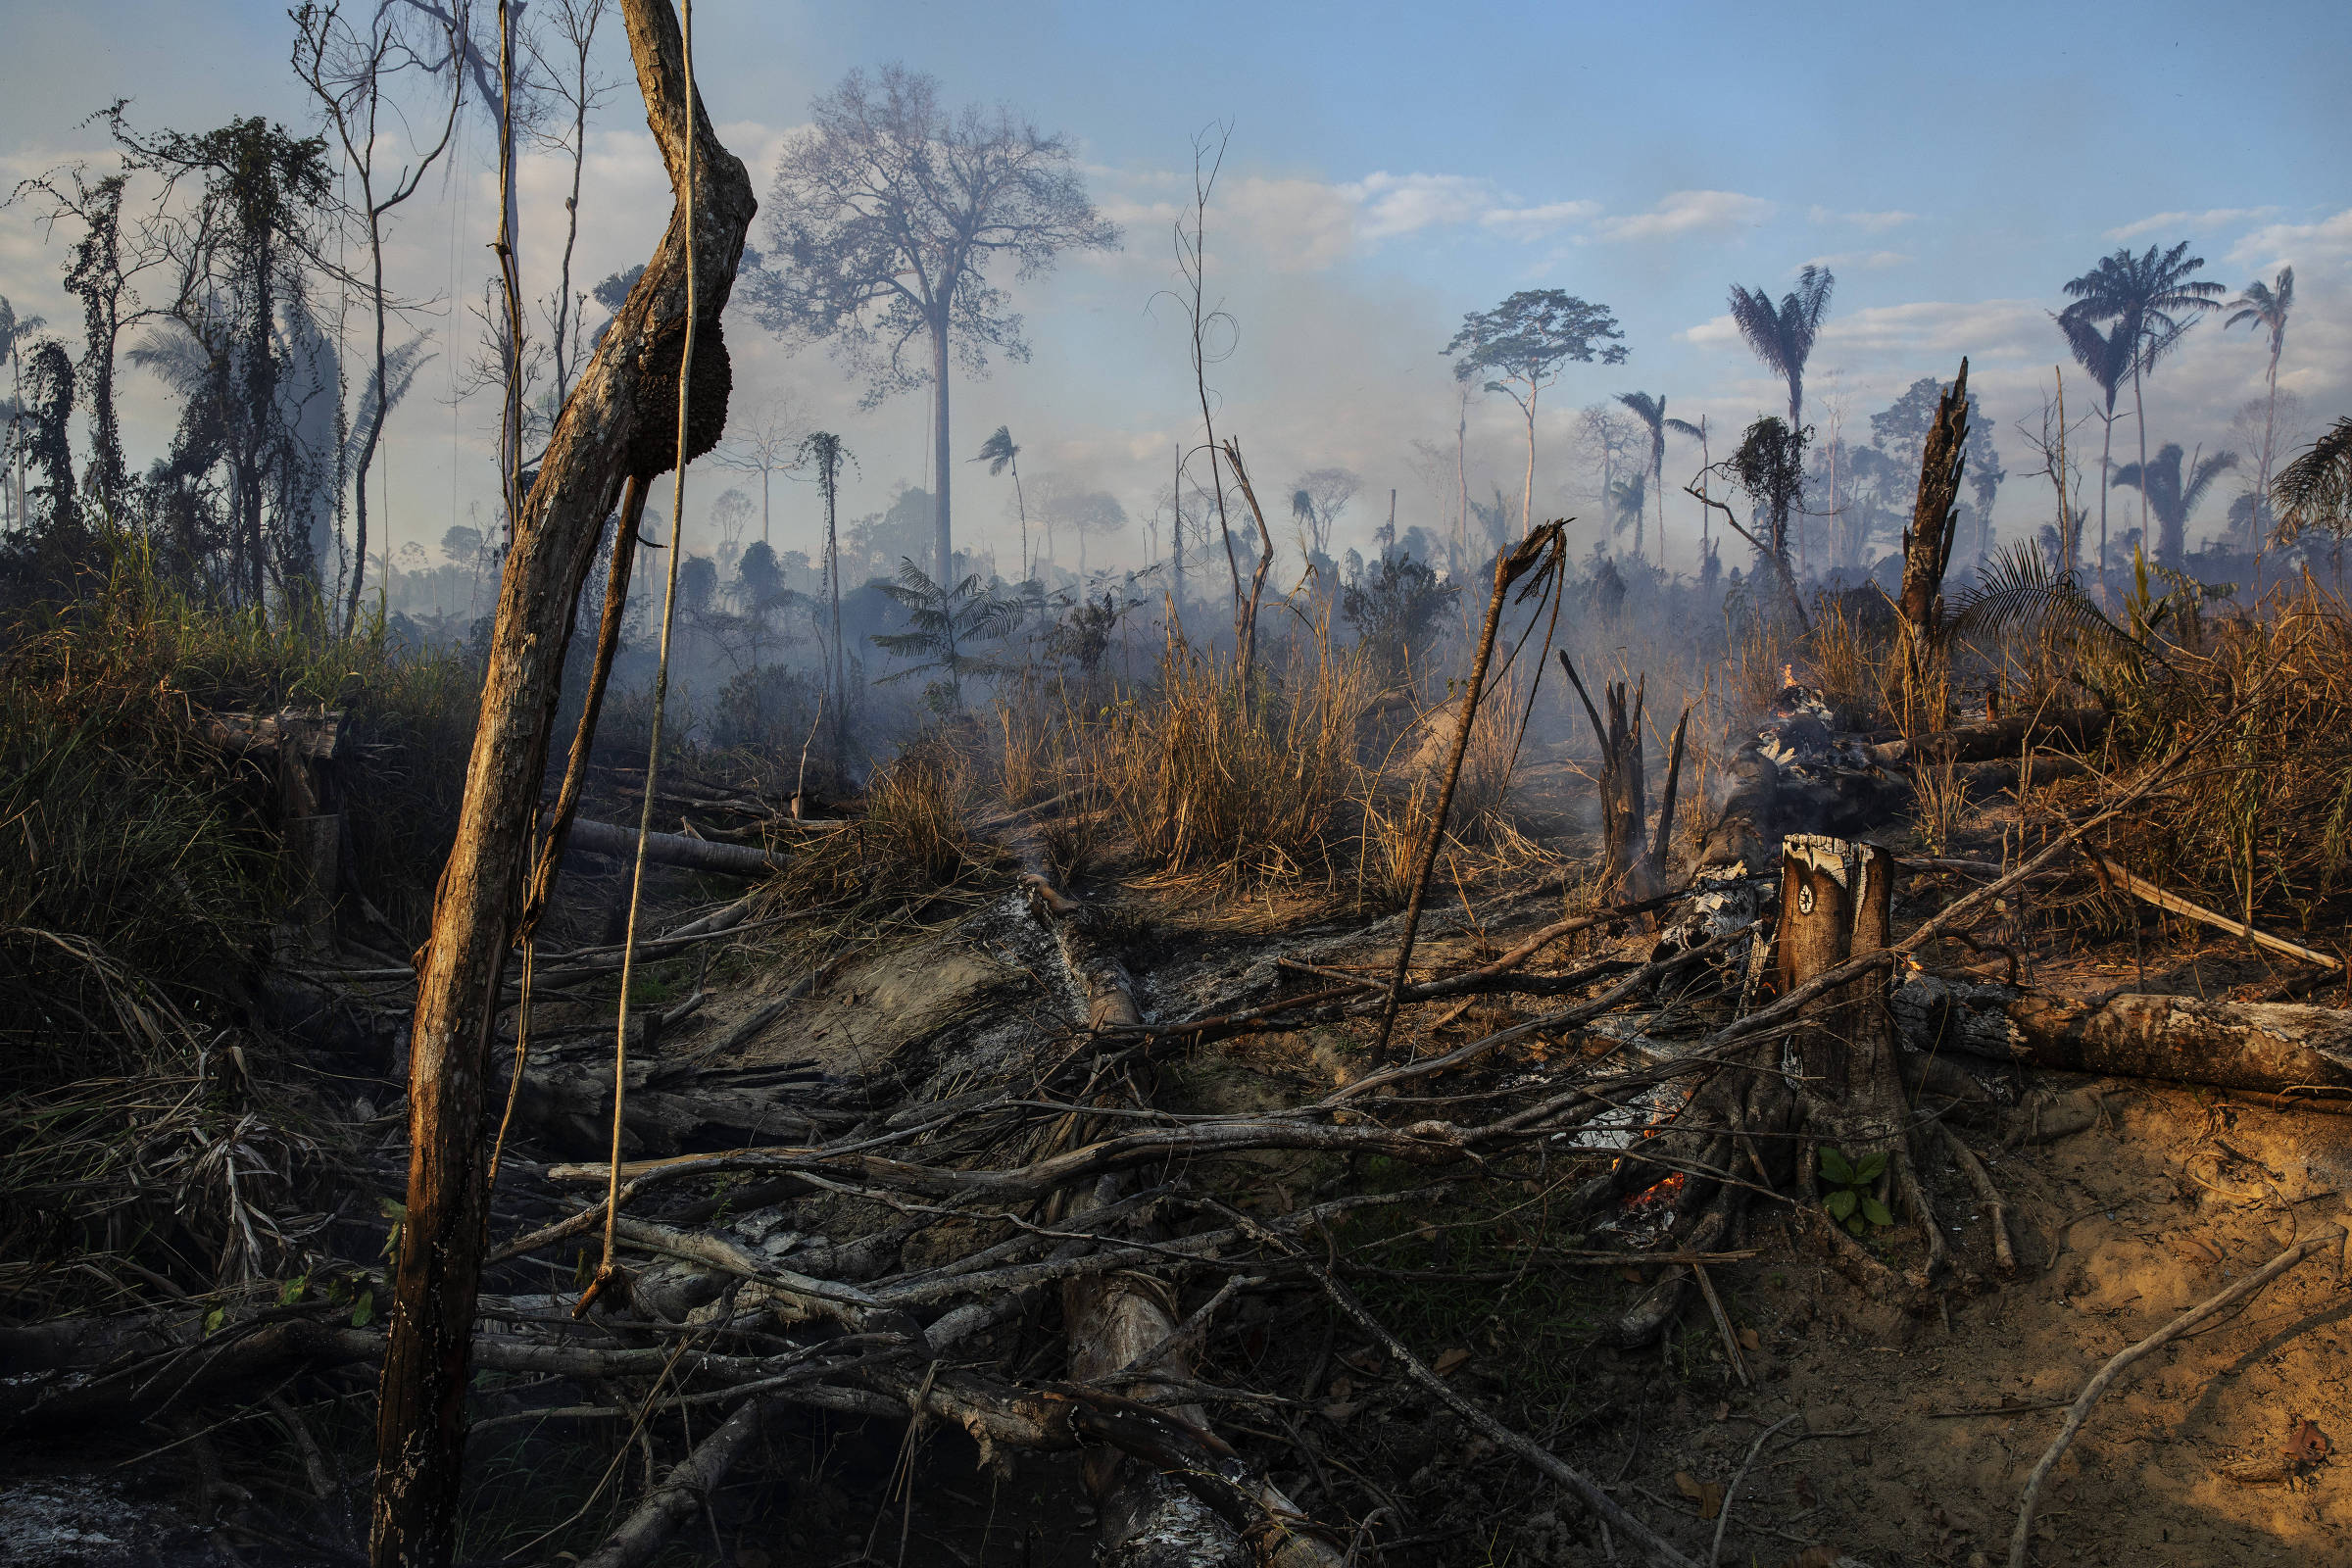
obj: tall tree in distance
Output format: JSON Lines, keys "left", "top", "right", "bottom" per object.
{"left": 0, "top": 299, "right": 44, "bottom": 530}
{"left": 1445, "top": 288, "right": 1627, "bottom": 534}
{"left": 1665, "top": 412, "right": 1711, "bottom": 565}
{"left": 15, "top": 167, "right": 149, "bottom": 522}
{"left": 2226, "top": 266, "right": 2293, "bottom": 548}
{"left": 112, "top": 111, "right": 337, "bottom": 609}
{"left": 715, "top": 395, "right": 802, "bottom": 548}
{"left": 1287, "top": 465, "right": 1356, "bottom": 565}
{"left": 971, "top": 423, "right": 1027, "bottom": 577}
{"left": 2059, "top": 241, "right": 2224, "bottom": 566}
{"left": 294, "top": 0, "right": 466, "bottom": 630}
{"left": 752, "top": 65, "right": 1118, "bottom": 587}
{"left": 1616, "top": 391, "right": 1668, "bottom": 566}
{"left": 2114, "top": 441, "right": 2236, "bottom": 564}
{"left": 800, "top": 429, "right": 852, "bottom": 726}
{"left": 1727, "top": 264, "right": 1834, "bottom": 430}
{"left": 2054, "top": 311, "right": 2134, "bottom": 583}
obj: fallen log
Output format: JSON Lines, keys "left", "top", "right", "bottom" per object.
{"left": 1879, "top": 706, "right": 2110, "bottom": 766}
{"left": 566, "top": 815, "right": 786, "bottom": 877}
{"left": 2086, "top": 854, "right": 2345, "bottom": 973}
{"left": 1898, "top": 977, "right": 2352, "bottom": 1104}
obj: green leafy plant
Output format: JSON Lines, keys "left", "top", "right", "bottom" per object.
{"left": 1818, "top": 1146, "right": 1893, "bottom": 1236}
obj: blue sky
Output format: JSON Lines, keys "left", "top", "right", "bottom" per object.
{"left": 3, "top": 0, "right": 2346, "bottom": 574}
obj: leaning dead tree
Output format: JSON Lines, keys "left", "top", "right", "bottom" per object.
{"left": 372, "top": 4, "right": 756, "bottom": 1564}
{"left": 1894, "top": 357, "right": 1970, "bottom": 736}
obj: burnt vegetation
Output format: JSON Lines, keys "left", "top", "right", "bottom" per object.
{"left": 5, "top": 9, "right": 2352, "bottom": 1568}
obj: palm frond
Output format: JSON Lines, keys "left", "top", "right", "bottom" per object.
{"left": 2053, "top": 311, "right": 2131, "bottom": 401}
{"left": 1726, "top": 285, "right": 1795, "bottom": 378}
{"left": 1946, "top": 540, "right": 2158, "bottom": 666}
{"left": 971, "top": 423, "right": 1016, "bottom": 476}
{"left": 2273, "top": 416, "right": 2352, "bottom": 540}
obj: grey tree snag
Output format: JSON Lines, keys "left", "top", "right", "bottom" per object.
{"left": 1558, "top": 657, "right": 1688, "bottom": 901}
{"left": 369, "top": 5, "right": 755, "bottom": 1565}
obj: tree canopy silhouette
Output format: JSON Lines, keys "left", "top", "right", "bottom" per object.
{"left": 2113, "top": 441, "right": 2237, "bottom": 564}
{"left": 749, "top": 65, "right": 1118, "bottom": 587}
{"left": 1445, "top": 288, "right": 1626, "bottom": 532}
{"left": 2059, "top": 241, "right": 2224, "bottom": 565}
{"left": 1727, "top": 265, "right": 1834, "bottom": 429}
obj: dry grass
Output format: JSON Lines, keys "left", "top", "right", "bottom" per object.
{"left": 2089, "top": 577, "right": 2352, "bottom": 932}
{"left": 1086, "top": 629, "right": 1379, "bottom": 886}
{"left": 0, "top": 538, "right": 461, "bottom": 1312}
{"left": 773, "top": 729, "right": 1001, "bottom": 907}
{"left": 0, "top": 538, "right": 474, "bottom": 1079}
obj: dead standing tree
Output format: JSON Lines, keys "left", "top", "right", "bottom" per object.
{"left": 1894, "top": 358, "right": 1970, "bottom": 736}
{"left": 1557, "top": 655, "right": 1689, "bottom": 901}
{"left": 371, "top": 3, "right": 755, "bottom": 1564}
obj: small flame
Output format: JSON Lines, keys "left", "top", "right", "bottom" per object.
{"left": 1782, "top": 663, "right": 1796, "bottom": 688}
{"left": 1622, "top": 1172, "right": 1687, "bottom": 1210}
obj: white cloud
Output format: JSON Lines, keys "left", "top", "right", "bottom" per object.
{"left": 1594, "top": 190, "right": 1774, "bottom": 243}
{"left": 1821, "top": 299, "right": 2048, "bottom": 360}
{"left": 1088, "top": 165, "right": 1601, "bottom": 272}
{"left": 1809, "top": 206, "right": 1918, "bottom": 233}
{"left": 1479, "top": 199, "right": 1601, "bottom": 239}
{"left": 2104, "top": 207, "right": 2279, "bottom": 243}
{"left": 1340, "top": 172, "right": 1494, "bottom": 239}
{"left": 1801, "top": 251, "right": 1914, "bottom": 272}
{"left": 1680, "top": 313, "right": 1740, "bottom": 348}
{"left": 2228, "top": 207, "right": 2352, "bottom": 272}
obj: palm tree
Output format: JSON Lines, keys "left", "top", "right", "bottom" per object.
{"left": 870, "top": 558, "right": 1022, "bottom": 704}
{"left": 2059, "top": 242, "right": 2226, "bottom": 565}
{"left": 2226, "top": 267, "right": 2294, "bottom": 547}
{"left": 2054, "top": 313, "right": 2134, "bottom": 584}
{"left": 1726, "top": 266, "right": 1834, "bottom": 430}
{"left": 971, "top": 424, "right": 1029, "bottom": 580}
{"left": 799, "top": 430, "right": 853, "bottom": 724}
{"left": 2113, "top": 442, "right": 2237, "bottom": 564}
{"left": 1665, "top": 413, "right": 1711, "bottom": 564}
{"left": 1616, "top": 392, "right": 1668, "bottom": 567}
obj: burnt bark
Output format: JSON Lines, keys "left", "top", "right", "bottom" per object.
{"left": 1902, "top": 980, "right": 2352, "bottom": 1102}
{"left": 1560, "top": 655, "right": 1689, "bottom": 899}
{"left": 1895, "top": 358, "right": 1970, "bottom": 736}
{"left": 371, "top": 5, "right": 757, "bottom": 1564}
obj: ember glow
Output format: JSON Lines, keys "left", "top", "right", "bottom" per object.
{"left": 1623, "top": 1171, "right": 1687, "bottom": 1210}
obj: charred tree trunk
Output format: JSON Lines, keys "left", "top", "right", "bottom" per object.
{"left": 1896, "top": 358, "right": 1970, "bottom": 738}
{"left": 1774, "top": 834, "right": 1951, "bottom": 1288}
{"left": 1778, "top": 835, "right": 1898, "bottom": 1137}
{"left": 1901, "top": 981, "right": 2352, "bottom": 1103}
{"left": 371, "top": 6, "right": 756, "bottom": 1565}
{"left": 1559, "top": 655, "right": 1689, "bottom": 900}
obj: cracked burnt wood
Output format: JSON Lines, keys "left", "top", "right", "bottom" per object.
{"left": 1895, "top": 358, "right": 1970, "bottom": 735}
{"left": 1557, "top": 657, "right": 1690, "bottom": 902}
{"left": 372, "top": 4, "right": 757, "bottom": 1564}
{"left": 1897, "top": 978, "right": 2352, "bottom": 1105}
{"left": 1775, "top": 834, "right": 1956, "bottom": 1287}
{"left": 1588, "top": 830, "right": 1944, "bottom": 1334}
